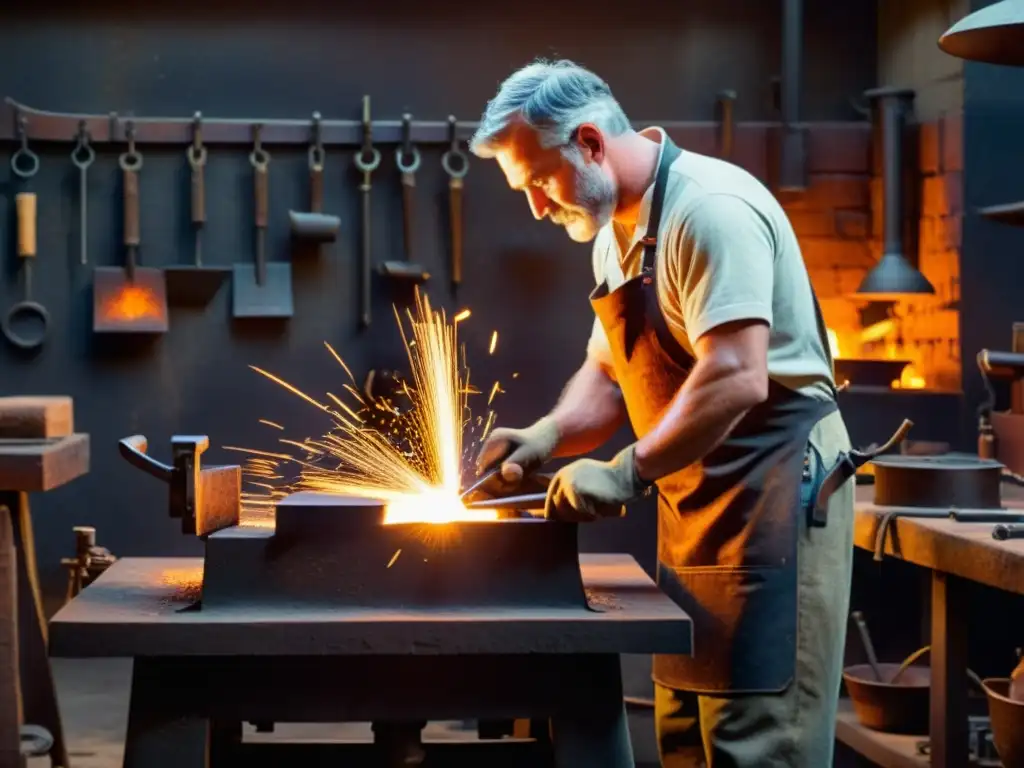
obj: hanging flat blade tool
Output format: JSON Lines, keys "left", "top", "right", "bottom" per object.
{"left": 166, "top": 113, "right": 229, "bottom": 306}
{"left": 380, "top": 113, "right": 430, "bottom": 285}
{"left": 353, "top": 96, "right": 381, "bottom": 329}
{"left": 441, "top": 115, "right": 469, "bottom": 294}
{"left": 71, "top": 121, "right": 95, "bottom": 266}
{"left": 232, "top": 124, "right": 293, "bottom": 318}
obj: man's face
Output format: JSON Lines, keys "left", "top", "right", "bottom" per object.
{"left": 494, "top": 123, "right": 617, "bottom": 243}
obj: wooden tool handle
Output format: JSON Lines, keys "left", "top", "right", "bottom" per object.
{"left": 123, "top": 169, "right": 140, "bottom": 246}
{"left": 310, "top": 167, "right": 324, "bottom": 214}
{"left": 401, "top": 173, "right": 415, "bottom": 262}
{"left": 15, "top": 192, "right": 36, "bottom": 258}
{"left": 191, "top": 164, "right": 205, "bottom": 226}
{"left": 450, "top": 179, "right": 463, "bottom": 285}
{"left": 254, "top": 165, "right": 268, "bottom": 229}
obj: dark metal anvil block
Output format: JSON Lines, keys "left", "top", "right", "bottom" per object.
{"left": 201, "top": 492, "right": 590, "bottom": 611}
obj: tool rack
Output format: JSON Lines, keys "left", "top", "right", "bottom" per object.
{"left": 0, "top": 97, "right": 723, "bottom": 149}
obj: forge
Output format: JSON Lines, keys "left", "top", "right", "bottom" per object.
{"left": 201, "top": 492, "right": 589, "bottom": 611}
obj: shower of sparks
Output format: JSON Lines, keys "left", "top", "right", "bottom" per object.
{"left": 489, "top": 331, "right": 498, "bottom": 355}
{"left": 230, "top": 290, "right": 509, "bottom": 526}
{"left": 259, "top": 419, "right": 284, "bottom": 430}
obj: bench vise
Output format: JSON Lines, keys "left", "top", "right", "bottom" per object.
{"left": 118, "top": 435, "right": 241, "bottom": 537}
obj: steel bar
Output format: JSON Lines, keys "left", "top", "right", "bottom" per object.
{"left": 1, "top": 97, "right": 838, "bottom": 148}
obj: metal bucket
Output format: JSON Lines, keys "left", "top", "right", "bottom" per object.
{"left": 982, "top": 678, "right": 1024, "bottom": 766}
{"left": 844, "top": 662, "right": 930, "bottom": 733}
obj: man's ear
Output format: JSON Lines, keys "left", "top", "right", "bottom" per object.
{"left": 575, "top": 123, "right": 605, "bottom": 163}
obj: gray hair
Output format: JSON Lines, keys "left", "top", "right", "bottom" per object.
{"left": 469, "top": 59, "right": 632, "bottom": 157}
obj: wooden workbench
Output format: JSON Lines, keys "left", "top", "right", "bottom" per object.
{"left": 839, "top": 483, "right": 1024, "bottom": 768}
{"left": 0, "top": 432, "right": 89, "bottom": 768}
{"left": 50, "top": 553, "right": 692, "bottom": 768}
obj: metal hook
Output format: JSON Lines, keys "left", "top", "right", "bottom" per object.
{"left": 441, "top": 115, "right": 469, "bottom": 179}
{"left": 361, "top": 96, "right": 373, "bottom": 153}
{"left": 354, "top": 95, "right": 381, "bottom": 173}
{"left": 119, "top": 120, "right": 143, "bottom": 172}
{"left": 188, "top": 112, "right": 207, "bottom": 168}
{"left": 309, "top": 111, "right": 325, "bottom": 170}
{"left": 249, "top": 123, "right": 270, "bottom": 169}
{"left": 192, "top": 112, "right": 203, "bottom": 149}
{"left": 401, "top": 114, "right": 413, "bottom": 156}
{"left": 10, "top": 110, "right": 39, "bottom": 179}
{"left": 396, "top": 113, "right": 421, "bottom": 174}
{"left": 72, "top": 120, "right": 95, "bottom": 169}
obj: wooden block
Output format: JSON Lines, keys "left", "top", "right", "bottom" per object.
{"left": 0, "top": 397, "right": 73, "bottom": 439}
{"left": 0, "top": 434, "right": 89, "bottom": 492}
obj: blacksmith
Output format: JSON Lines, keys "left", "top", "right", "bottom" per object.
{"left": 470, "top": 59, "right": 856, "bottom": 767}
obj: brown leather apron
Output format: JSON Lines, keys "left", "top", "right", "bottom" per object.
{"left": 590, "top": 137, "right": 842, "bottom": 694}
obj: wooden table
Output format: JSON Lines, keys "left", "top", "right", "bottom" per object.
{"left": 841, "top": 483, "right": 1024, "bottom": 768}
{"left": 49, "top": 553, "right": 692, "bottom": 768}
{"left": 0, "top": 433, "right": 90, "bottom": 768}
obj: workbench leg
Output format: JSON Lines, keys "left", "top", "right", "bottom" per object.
{"left": 929, "top": 570, "right": 969, "bottom": 768}
{"left": 0, "top": 505, "right": 23, "bottom": 768}
{"left": 5, "top": 492, "right": 68, "bottom": 767}
{"left": 123, "top": 658, "right": 210, "bottom": 768}
{"left": 550, "top": 655, "right": 633, "bottom": 768}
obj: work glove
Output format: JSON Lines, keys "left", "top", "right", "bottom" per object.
{"left": 544, "top": 443, "right": 650, "bottom": 522}
{"left": 475, "top": 416, "right": 560, "bottom": 494}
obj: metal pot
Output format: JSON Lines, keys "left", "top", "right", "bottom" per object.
{"left": 982, "top": 678, "right": 1024, "bottom": 766}
{"left": 843, "top": 662, "right": 930, "bottom": 734}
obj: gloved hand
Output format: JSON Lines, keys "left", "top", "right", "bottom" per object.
{"left": 475, "top": 416, "right": 560, "bottom": 494}
{"left": 545, "top": 444, "right": 649, "bottom": 522}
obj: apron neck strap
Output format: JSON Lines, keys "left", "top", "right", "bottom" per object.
{"left": 641, "top": 137, "right": 683, "bottom": 275}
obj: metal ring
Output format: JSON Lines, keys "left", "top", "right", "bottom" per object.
{"left": 187, "top": 144, "right": 208, "bottom": 169}
{"left": 1, "top": 302, "right": 49, "bottom": 351}
{"left": 442, "top": 149, "right": 469, "bottom": 179}
{"left": 118, "top": 151, "right": 143, "bottom": 172}
{"left": 354, "top": 146, "right": 381, "bottom": 173}
{"left": 10, "top": 149, "right": 40, "bottom": 179}
{"left": 71, "top": 142, "right": 96, "bottom": 169}
{"left": 249, "top": 148, "right": 271, "bottom": 169}
{"left": 308, "top": 145, "right": 325, "bottom": 172}
{"left": 395, "top": 145, "right": 421, "bottom": 174}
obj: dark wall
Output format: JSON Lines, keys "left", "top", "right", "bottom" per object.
{"left": 0, "top": 1, "right": 878, "bottom": 600}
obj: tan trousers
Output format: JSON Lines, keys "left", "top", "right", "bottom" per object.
{"left": 655, "top": 411, "right": 855, "bottom": 767}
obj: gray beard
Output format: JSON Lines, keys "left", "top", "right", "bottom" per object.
{"left": 556, "top": 150, "right": 617, "bottom": 243}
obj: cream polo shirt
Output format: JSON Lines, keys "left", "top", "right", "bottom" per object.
{"left": 586, "top": 128, "right": 835, "bottom": 400}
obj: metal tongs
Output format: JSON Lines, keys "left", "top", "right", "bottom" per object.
{"left": 459, "top": 467, "right": 548, "bottom": 511}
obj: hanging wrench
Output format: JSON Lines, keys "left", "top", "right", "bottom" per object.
{"left": 441, "top": 115, "right": 469, "bottom": 292}
{"left": 353, "top": 96, "right": 381, "bottom": 328}
{"left": 71, "top": 121, "right": 95, "bottom": 266}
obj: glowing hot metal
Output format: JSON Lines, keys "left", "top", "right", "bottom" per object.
{"left": 230, "top": 289, "right": 502, "bottom": 524}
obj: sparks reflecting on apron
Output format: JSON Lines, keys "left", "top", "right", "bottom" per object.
{"left": 590, "top": 137, "right": 838, "bottom": 694}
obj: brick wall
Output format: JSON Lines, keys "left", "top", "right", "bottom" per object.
{"left": 905, "top": 111, "right": 963, "bottom": 391}
{"left": 666, "top": 118, "right": 962, "bottom": 391}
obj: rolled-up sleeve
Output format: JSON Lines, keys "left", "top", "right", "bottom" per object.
{"left": 668, "top": 193, "right": 775, "bottom": 346}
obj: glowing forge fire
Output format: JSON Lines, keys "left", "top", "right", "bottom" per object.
{"left": 227, "top": 290, "right": 499, "bottom": 526}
